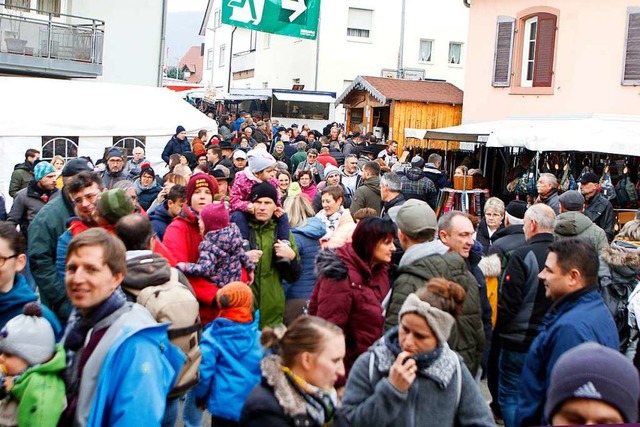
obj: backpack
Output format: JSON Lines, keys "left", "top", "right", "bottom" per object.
{"left": 127, "top": 268, "right": 202, "bottom": 399}
{"left": 600, "top": 167, "right": 616, "bottom": 201}
{"left": 599, "top": 269, "right": 635, "bottom": 352}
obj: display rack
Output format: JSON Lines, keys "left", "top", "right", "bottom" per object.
{"left": 435, "top": 188, "right": 490, "bottom": 218}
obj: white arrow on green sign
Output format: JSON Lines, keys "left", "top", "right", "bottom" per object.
{"left": 222, "top": 0, "right": 320, "bottom": 40}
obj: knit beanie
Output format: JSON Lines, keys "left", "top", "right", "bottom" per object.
{"left": 186, "top": 173, "right": 219, "bottom": 203}
{"left": 107, "top": 148, "right": 124, "bottom": 160}
{"left": 216, "top": 281, "right": 253, "bottom": 323}
{"left": 140, "top": 165, "right": 155, "bottom": 179}
{"left": 34, "top": 161, "right": 55, "bottom": 182}
{"left": 398, "top": 293, "right": 455, "bottom": 345}
{"left": 176, "top": 125, "right": 186, "bottom": 136}
{"left": 545, "top": 342, "right": 640, "bottom": 423}
{"left": 199, "top": 202, "right": 229, "bottom": 233}
{"left": 247, "top": 149, "right": 276, "bottom": 174}
{"left": 324, "top": 164, "right": 340, "bottom": 178}
{"left": 0, "top": 303, "right": 55, "bottom": 366}
{"left": 250, "top": 181, "right": 278, "bottom": 204}
{"left": 96, "top": 188, "right": 135, "bottom": 224}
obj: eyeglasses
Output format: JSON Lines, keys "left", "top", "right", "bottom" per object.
{"left": 0, "top": 254, "right": 18, "bottom": 267}
{"left": 72, "top": 192, "right": 100, "bottom": 206}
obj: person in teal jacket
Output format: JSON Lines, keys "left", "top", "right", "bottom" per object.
{"left": 194, "top": 282, "right": 263, "bottom": 426}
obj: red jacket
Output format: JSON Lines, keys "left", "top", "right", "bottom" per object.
{"left": 317, "top": 153, "right": 338, "bottom": 168}
{"left": 308, "top": 244, "right": 390, "bottom": 382}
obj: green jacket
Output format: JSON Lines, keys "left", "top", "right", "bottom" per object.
{"left": 27, "top": 191, "right": 75, "bottom": 322}
{"left": 349, "top": 175, "right": 382, "bottom": 216}
{"left": 10, "top": 344, "right": 66, "bottom": 427}
{"left": 249, "top": 218, "right": 300, "bottom": 328}
{"left": 553, "top": 211, "right": 608, "bottom": 252}
{"left": 385, "top": 251, "right": 485, "bottom": 375}
{"left": 8, "top": 162, "right": 33, "bottom": 198}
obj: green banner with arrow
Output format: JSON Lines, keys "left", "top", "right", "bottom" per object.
{"left": 222, "top": 0, "right": 320, "bottom": 40}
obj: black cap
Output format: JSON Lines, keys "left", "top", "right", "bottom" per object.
{"left": 505, "top": 200, "right": 528, "bottom": 219}
{"left": 291, "top": 123, "right": 299, "bottom": 128}
{"left": 61, "top": 158, "right": 93, "bottom": 177}
{"left": 211, "top": 169, "right": 231, "bottom": 181}
{"left": 580, "top": 172, "right": 600, "bottom": 184}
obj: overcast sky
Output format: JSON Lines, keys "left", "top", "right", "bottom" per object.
{"left": 168, "top": 0, "right": 208, "bottom": 13}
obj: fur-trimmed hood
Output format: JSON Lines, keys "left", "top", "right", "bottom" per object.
{"left": 601, "top": 240, "right": 640, "bottom": 268}
{"left": 261, "top": 355, "right": 308, "bottom": 418}
{"left": 478, "top": 254, "right": 502, "bottom": 278}
{"left": 314, "top": 244, "right": 389, "bottom": 283}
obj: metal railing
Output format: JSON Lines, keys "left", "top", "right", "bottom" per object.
{"left": 0, "top": 3, "right": 104, "bottom": 64}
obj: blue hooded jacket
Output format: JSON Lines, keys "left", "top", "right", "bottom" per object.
{"left": 282, "top": 217, "right": 326, "bottom": 300}
{"left": 149, "top": 201, "right": 174, "bottom": 242}
{"left": 194, "top": 315, "right": 263, "bottom": 422}
{"left": 0, "top": 274, "right": 62, "bottom": 340}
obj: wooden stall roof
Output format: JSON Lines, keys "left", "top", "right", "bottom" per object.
{"left": 335, "top": 75, "right": 464, "bottom": 106}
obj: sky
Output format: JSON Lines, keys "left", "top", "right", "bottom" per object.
{"left": 166, "top": 0, "right": 209, "bottom": 66}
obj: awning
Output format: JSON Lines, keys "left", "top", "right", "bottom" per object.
{"left": 273, "top": 91, "right": 336, "bottom": 103}
{"left": 423, "top": 120, "right": 535, "bottom": 142}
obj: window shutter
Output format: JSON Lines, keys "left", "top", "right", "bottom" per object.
{"left": 532, "top": 13, "right": 557, "bottom": 87}
{"left": 492, "top": 16, "right": 515, "bottom": 87}
{"left": 623, "top": 8, "right": 640, "bottom": 85}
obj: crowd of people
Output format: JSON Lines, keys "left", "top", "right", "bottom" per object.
{"left": 0, "top": 112, "right": 638, "bottom": 426}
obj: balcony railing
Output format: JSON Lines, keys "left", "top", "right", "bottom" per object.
{"left": 0, "top": 3, "right": 104, "bottom": 66}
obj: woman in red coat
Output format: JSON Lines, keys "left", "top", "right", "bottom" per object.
{"left": 308, "top": 216, "right": 396, "bottom": 385}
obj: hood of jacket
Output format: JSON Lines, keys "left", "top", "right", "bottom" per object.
{"left": 490, "top": 224, "right": 524, "bottom": 242}
{"left": 176, "top": 204, "right": 199, "bottom": 227}
{"left": 397, "top": 250, "right": 465, "bottom": 281}
{"left": 601, "top": 240, "right": 640, "bottom": 268}
{"left": 206, "top": 315, "right": 262, "bottom": 360}
{"left": 135, "top": 178, "right": 161, "bottom": 193}
{"left": 0, "top": 274, "right": 38, "bottom": 327}
{"left": 11, "top": 344, "right": 66, "bottom": 399}
{"left": 554, "top": 211, "right": 594, "bottom": 236}
{"left": 122, "top": 252, "right": 172, "bottom": 290}
{"left": 148, "top": 201, "right": 173, "bottom": 224}
{"left": 293, "top": 216, "right": 326, "bottom": 240}
{"left": 405, "top": 167, "right": 424, "bottom": 181}
{"left": 315, "top": 244, "right": 388, "bottom": 282}
{"left": 339, "top": 165, "right": 362, "bottom": 177}
{"left": 399, "top": 239, "right": 449, "bottom": 267}
{"left": 13, "top": 161, "right": 32, "bottom": 172}
{"left": 362, "top": 175, "right": 381, "bottom": 195}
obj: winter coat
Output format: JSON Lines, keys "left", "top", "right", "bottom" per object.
{"left": 192, "top": 137, "right": 206, "bottom": 156}
{"left": 380, "top": 193, "right": 405, "bottom": 220}
{"left": 9, "top": 161, "right": 33, "bottom": 198}
{"left": 241, "top": 355, "right": 350, "bottom": 427}
{"left": 72, "top": 304, "right": 185, "bottom": 427}
{"left": 554, "top": 211, "right": 608, "bottom": 252}
{"left": 400, "top": 167, "right": 437, "bottom": 209}
{"left": 27, "top": 192, "right": 75, "bottom": 322}
{"left": 282, "top": 217, "right": 325, "bottom": 300}
{"left": 123, "top": 157, "right": 146, "bottom": 179}
{"left": 317, "top": 153, "right": 338, "bottom": 168}
{"left": 478, "top": 254, "right": 502, "bottom": 327}
{"left": 349, "top": 175, "right": 382, "bottom": 216}
{"left": 342, "top": 333, "right": 494, "bottom": 427}
{"left": 516, "top": 286, "right": 619, "bottom": 427}
{"left": 248, "top": 218, "right": 301, "bottom": 328}
{"left": 148, "top": 200, "right": 174, "bottom": 241}
{"left": 178, "top": 223, "right": 254, "bottom": 286}
{"left": 98, "top": 168, "right": 126, "bottom": 190}
{"left": 295, "top": 160, "right": 325, "bottom": 183}
{"left": 301, "top": 182, "right": 318, "bottom": 200}
{"left": 423, "top": 164, "right": 450, "bottom": 190}
{"left": 290, "top": 151, "right": 307, "bottom": 175}
{"left": 9, "top": 344, "right": 66, "bottom": 427}
{"left": 7, "top": 180, "right": 59, "bottom": 238}
{"left": 194, "top": 316, "right": 263, "bottom": 421}
{"left": 308, "top": 245, "right": 390, "bottom": 376}
{"left": 230, "top": 171, "right": 280, "bottom": 212}
{"left": 584, "top": 192, "right": 615, "bottom": 241}
{"left": 162, "top": 135, "right": 192, "bottom": 164}
{"left": 135, "top": 179, "right": 162, "bottom": 211}
{"left": 385, "top": 243, "right": 485, "bottom": 375}
{"left": 316, "top": 208, "right": 356, "bottom": 250}
{"left": 538, "top": 190, "right": 560, "bottom": 215}
{"left": 339, "top": 167, "right": 362, "bottom": 196}
{"left": 163, "top": 205, "right": 221, "bottom": 325}
{"left": 496, "top": 233, "right": 554, "bottom": 352}
{"left": 487, "top": 224, "right": 526, "bottom": 268}
{"left": 0, "top": 274, "right": 62, "bottom": 339}
{"left": 475, "top": 217, "right": 504, "bottom": 255}
{"left": 0, "top": 193, "right": 6, "bottom": 221}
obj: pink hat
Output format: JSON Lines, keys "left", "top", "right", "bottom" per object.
{"left": 199, "top": 202, "right": 229, "bottom": 233}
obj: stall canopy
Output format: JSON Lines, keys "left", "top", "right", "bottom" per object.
{"left": 0, "top": 76, "right": 217, "bottom": 137}
{"left": 422, "top": 114, "right": 640, "bottom": 157}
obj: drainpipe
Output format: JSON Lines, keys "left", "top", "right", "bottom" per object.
{"left": 397, "top": 0, "right": 406, "bottom": 78}
{"left": 157, "top": 0, "right": 168, "bottom": 87}
{"left": 227, "top": 26, "right": 237, "bottom": 93}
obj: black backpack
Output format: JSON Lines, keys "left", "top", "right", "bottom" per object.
{"left": 599, "top": 268, "right": 635, "bottom": 352}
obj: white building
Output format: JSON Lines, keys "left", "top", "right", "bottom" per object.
{"left": 0, "top": 0, "right": 167, "bottom": 86}
{"left": 199, "top": 0, "right": 469, "bottom": 120}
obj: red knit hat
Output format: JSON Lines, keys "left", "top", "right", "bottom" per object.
{"left": 186, "top": 173, "right": 218, "bottom": 203}
{"left": 216, "top": 282, "right": 253, "bottom": 323}
{"left": 199, "top": 202, "right": 229, "bottom": 233}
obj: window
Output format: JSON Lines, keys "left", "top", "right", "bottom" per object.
{"left": 491, "top": 11, "right": 557, "bottom": 90}
{"left": 41, "top": 137, "right": 78, "bottom": 161}
{"left": 347, "top": 8, "right": 372, "bottom": 39}
{"left": 37, "top": 0, "right": 60, "bottom": 15}
{"left": 214, "top": 8, "right": 222, "bottom": 28}
{"left": 250, "top": 30, "right": 257, "bottom": 51}
{"left": 419, "top": 39, "right": 433, "bottom": 62}
{"left": 219, "top": 44, "right": 226, "bottom": 67}
{"left": 623, "top": 7, "right": 640, "bottom": 85}
{"left": 448, "top": 42, "right": 462, "bottom": 64}
{"left": 206, "top": 48, "right": 213, "bottom": 69}
{"left": 6, "top": 0, "right": 29, "bottom": 10}
{"left": 113, "top": 137, "right": 146, "bottom": 161}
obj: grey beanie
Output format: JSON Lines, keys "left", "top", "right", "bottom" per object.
{"left": 0, "top": 303, "right": 55, "bottom": 366}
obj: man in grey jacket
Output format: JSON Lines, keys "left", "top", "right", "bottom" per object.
{"left": 554, "top": 190, "right": 607, "bottom": 252}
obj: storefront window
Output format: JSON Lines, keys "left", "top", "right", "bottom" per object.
{"left": 271, "top": 98, "right": 329, "bottom": 120}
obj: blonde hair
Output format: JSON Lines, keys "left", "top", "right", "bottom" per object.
{"left": 50, "top": 155, "right": 65, "bottom": 167}
{"left": 284, "top": 194, "right": 314, "bottom": 228}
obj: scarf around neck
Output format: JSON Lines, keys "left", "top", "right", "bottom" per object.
{"left": 282, "top": 366, "right": 338, "bottom": 426}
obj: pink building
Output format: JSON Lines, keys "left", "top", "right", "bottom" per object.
{"left": 463, "top": 1, "right": 640, "bottom": 123}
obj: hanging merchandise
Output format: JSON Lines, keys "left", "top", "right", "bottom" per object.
{"left": 615, "top": 165, "right": 637, "bottom": 206}
{"left": 559, "top": 155, "right": 578, "bottom": 193}
{"left": 435, "top": 189, "right": 490, "bottom": 218}
{"left": 600, "top": 165, "right": 616, "bottom": 201}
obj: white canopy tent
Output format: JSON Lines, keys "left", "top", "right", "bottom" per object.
{"left": 0, "top": 76, "right": 218, "bottom": 204}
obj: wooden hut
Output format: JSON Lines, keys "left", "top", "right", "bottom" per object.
{"left": 335, "top": 76, "right": 463, "bottom": 152}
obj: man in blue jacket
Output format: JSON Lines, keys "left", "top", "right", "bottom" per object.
{"left": 515, "top": 238, "right": 619, "bottom": 427}
{"left": 60, "top": 228, "right": 184, "bottom": 426}
{"left": 162, "top": 125, "right": 192, "bottom": 165}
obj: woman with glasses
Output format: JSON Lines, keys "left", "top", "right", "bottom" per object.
{"left": 294, "top": 149, "right": 325, "bottom": 184}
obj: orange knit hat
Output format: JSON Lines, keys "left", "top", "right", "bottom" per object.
{"left": 216, "top": 282, "right": 253, "bottom": 323}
